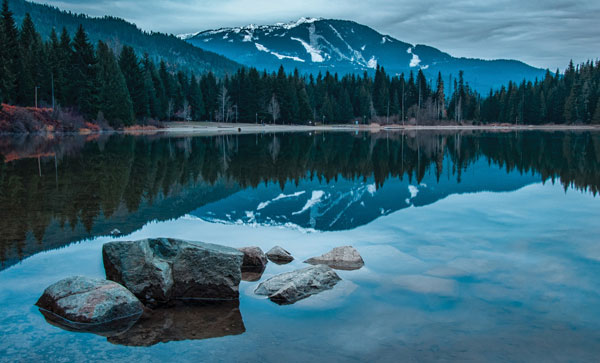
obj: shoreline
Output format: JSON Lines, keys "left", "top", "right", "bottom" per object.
{"left": 159, "top": 122, "right": 600, "bottom": 136}
{"left": 1, "top": 122, "right": 599, "bottom": 137}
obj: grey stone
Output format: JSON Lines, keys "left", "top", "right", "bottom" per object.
{"left": 265, "top": 246, "right": 294, "bottom": 264}
{"left": 35, "top": 276, "right": 144, "bottom": 336}
{"left": 237, "top": 246, "right": 268, "bottom": 270}
{"left": 254, "top": 265, "right": 341, "bottom": 304}
{"left": 103, "top": 238, "right": 243, "bottom": 306}
{"left": 305, "top": 246, "right": 365, "bottom": 270}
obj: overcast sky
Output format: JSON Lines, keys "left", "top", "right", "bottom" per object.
{"left": 33, "top": 0, "right": 600, "bottom": 70}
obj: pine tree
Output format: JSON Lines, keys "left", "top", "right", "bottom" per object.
{"left": 435, "top": 72, "right": 445, "bottom": 120}
{"left": 0, "top": 0, "right": 19, "bottom": 103}
{"left": 69, "top": 25, "right": 98, "bottom": 118}
{"left": 96, "top": 40, "right": 134, "bottom": 126}
{"left": 188, "top": 74, "right": 204, "bottom": 121}
{"left": 16, "top": 13, "right": 41, "bottom": 106}
{"left": 119, "top": 46, "right": 149, "bottom": 120}
{"left": 297, "top": 86, "right": 313, "bottom": 124}
{"left": 592, "top": 97, "right": 600, "bottom": 125}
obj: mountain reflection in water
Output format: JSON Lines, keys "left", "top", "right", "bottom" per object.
{"left": 1, "top": 131, "right": 599, "bottom": 270}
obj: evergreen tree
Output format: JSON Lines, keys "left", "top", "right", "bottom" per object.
{"left": 0, "top": 0, "right": 19, "bottom": 103}
{"left": 119, "top": 46, "right": 149, "bottom": 119}
{"left": 16, "top": 13, "right": 41, "bottom": 106}
{"left": 188, "top": 74, "right": 205, "bottom": 121}
{"left": 96, "top": 40, "right": 134, "bottom": 126}
{"left": 69, "top": 24, "right": 98, "bottom": 118}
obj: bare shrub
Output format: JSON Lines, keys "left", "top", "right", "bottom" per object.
{"left": 54, "top": 108, "right": 85, "bottom": 132}
{"left": 12, "top": 108, "right": 41, "bottom": 133}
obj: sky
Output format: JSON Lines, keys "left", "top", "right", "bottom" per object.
{"left": 32, "top": 0, "right": 600, "bottom": 70}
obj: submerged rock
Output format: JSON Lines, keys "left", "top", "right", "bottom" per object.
{"left": 254, "top": 265, "right": 341, "bottom": 304}
{"left": 265, "top": 246, "right": 294, "bottom": 264}
{"left": 305, "top": 246, "right": 365, "bottom": 270}
{"left": 103, "top": 238, "right": 243, "bottom": 306}
{"left": 238, "top": 246, "right": 268, "bottom": 270}
{"left": 35, "top": 276, "right": 144, "bottom": 337}
{"left": 108, "top": 301, "right": 245, "bottom": 346}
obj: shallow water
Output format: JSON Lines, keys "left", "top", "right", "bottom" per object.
{"left": 1, "top": 131, "right": 599, "bottom": 362}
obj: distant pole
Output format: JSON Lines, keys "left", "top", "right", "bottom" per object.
{"left": 255, "top": 112, "right": 258, "bottom": 124}
{"left": 35, "top": 86, "right": 40, "bottom": 109}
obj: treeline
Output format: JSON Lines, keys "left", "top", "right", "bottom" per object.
{"left": 1, "top": 0, "right": 599, "bottom": 126}
{"left": 480, "top": 61, "right": 600, "bottom": 124}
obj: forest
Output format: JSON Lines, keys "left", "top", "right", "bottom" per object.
{"left": 0, "top": 0, "right": 599, "bottom": 129}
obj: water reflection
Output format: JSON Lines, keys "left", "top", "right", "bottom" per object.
{"left": 108, "top": 301, "right": 245, "bottom": 347}
{"left": 38, "top": 299, "right": 245, "bottom": 346}
{"left": 1, "top": 131, "right": 599, "bottom": 269}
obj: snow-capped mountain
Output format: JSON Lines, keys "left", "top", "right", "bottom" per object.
{"left": 181, "top": 18, "right": 546, "bottom": 92}
{"left": 189, "top": 157, "right": 539, "bottom": 232}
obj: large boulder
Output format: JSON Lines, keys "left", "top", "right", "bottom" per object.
{"left": 103, "top": 238, "right": 243, "bottom": 306}
{"left": 108, "top": 301, "right": 245, "bottom": 346}
{"left": 304, "top": 246, "right": 365, "bottom": 270}
{"left": 265, "top": 246, "right": 294, "bottom": 264}
{"left": 254, "top": 265, "right": 341, "bottom": 304}
{"left": 35, "top": 276, "right": 144, "bottom": 336}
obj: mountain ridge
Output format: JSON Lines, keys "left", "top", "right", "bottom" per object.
{"left": 9, "top": 0, "right": 241, "bottom": 76}
{"left": 183, "top": 17, "right": 547, "bottom": 92}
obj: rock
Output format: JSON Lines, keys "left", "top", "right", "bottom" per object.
{"left": 254, "top": 265, "right": 341, "bottom": 304}
{"left": 103, "top": 238, "right": 243, "bottom": 306}
{"left": 237, "top": 246, "right": 268, "bottom": 270}
{"left": 35, "top": 276, "right": 144, "bottom": 337}
{"left": 238, "top": 247, "right": 268, "bottom": 281}
{"left": 304, "top": 246, "right": 365, "bottom": 270}
{"left": 265, "top": 246, "right": 294, "bottom": 264}
{"left": 108, "top": 301, "right": 245, "bottom": 346}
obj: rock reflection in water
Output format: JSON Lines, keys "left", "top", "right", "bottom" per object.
{"left": 241, "top": 266, "right": 266, "bottom": 282}
{"left": 107, "top": 300, "right": 245, "bottom": 347}
{"left": 39, "top": 308, "right": 142, "bottom": 338}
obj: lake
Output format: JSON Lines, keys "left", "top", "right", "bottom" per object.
{"left": 1, "top": 130, "right": 600, "bottom": 362}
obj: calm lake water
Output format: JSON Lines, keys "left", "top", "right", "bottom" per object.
{"left": 1, "top": 131, "right": 600, "bottom": 362}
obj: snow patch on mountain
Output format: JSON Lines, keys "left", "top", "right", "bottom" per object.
{"left": 279, "top": 17, "right": 321, "bottom": 30}
{"left": 407, "top": 47, "right": 429, "bottom": 69}
{"left": 367, "top": 56, "right": 378, "bottom": 69}
{"left": 291, "top": 37, "right": 324, "bottom": 62}
{"left": 367, "top": 183, "right": 377, "bottom": 195}
{"left": 408, "top": 185, "right": 419, "bottom": 198}
{"left": 255, "top": 43, "right": 305, "bottom": 62}
{"left": 292, "top": 190, "right": 325, "bottom": 215}
{"left": 257, "top": 191, "right": 306, "bottom": 210}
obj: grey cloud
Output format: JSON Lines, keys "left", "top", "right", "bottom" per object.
{"left": 33, "top": 0, "right": 600, "bottom": 70}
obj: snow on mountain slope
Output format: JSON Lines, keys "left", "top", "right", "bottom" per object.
{"left": 190, "top": 157, "right": 540, "bottom": 232}
{"left": 182, "top": 18, "right": 545, "bottom": 92}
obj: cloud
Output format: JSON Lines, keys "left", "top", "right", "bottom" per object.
{"left": 32, "top": 0, "right": 600, "bottom": 70}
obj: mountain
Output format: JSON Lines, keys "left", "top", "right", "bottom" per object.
{"left": 8, "top": 0, "right": 241, "bottom": 76}
{"left": 191, "top": 157, "right": 540, "bottom": 232}
{"left": 182, "top": 18, "right": 546, "bottom": 92}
